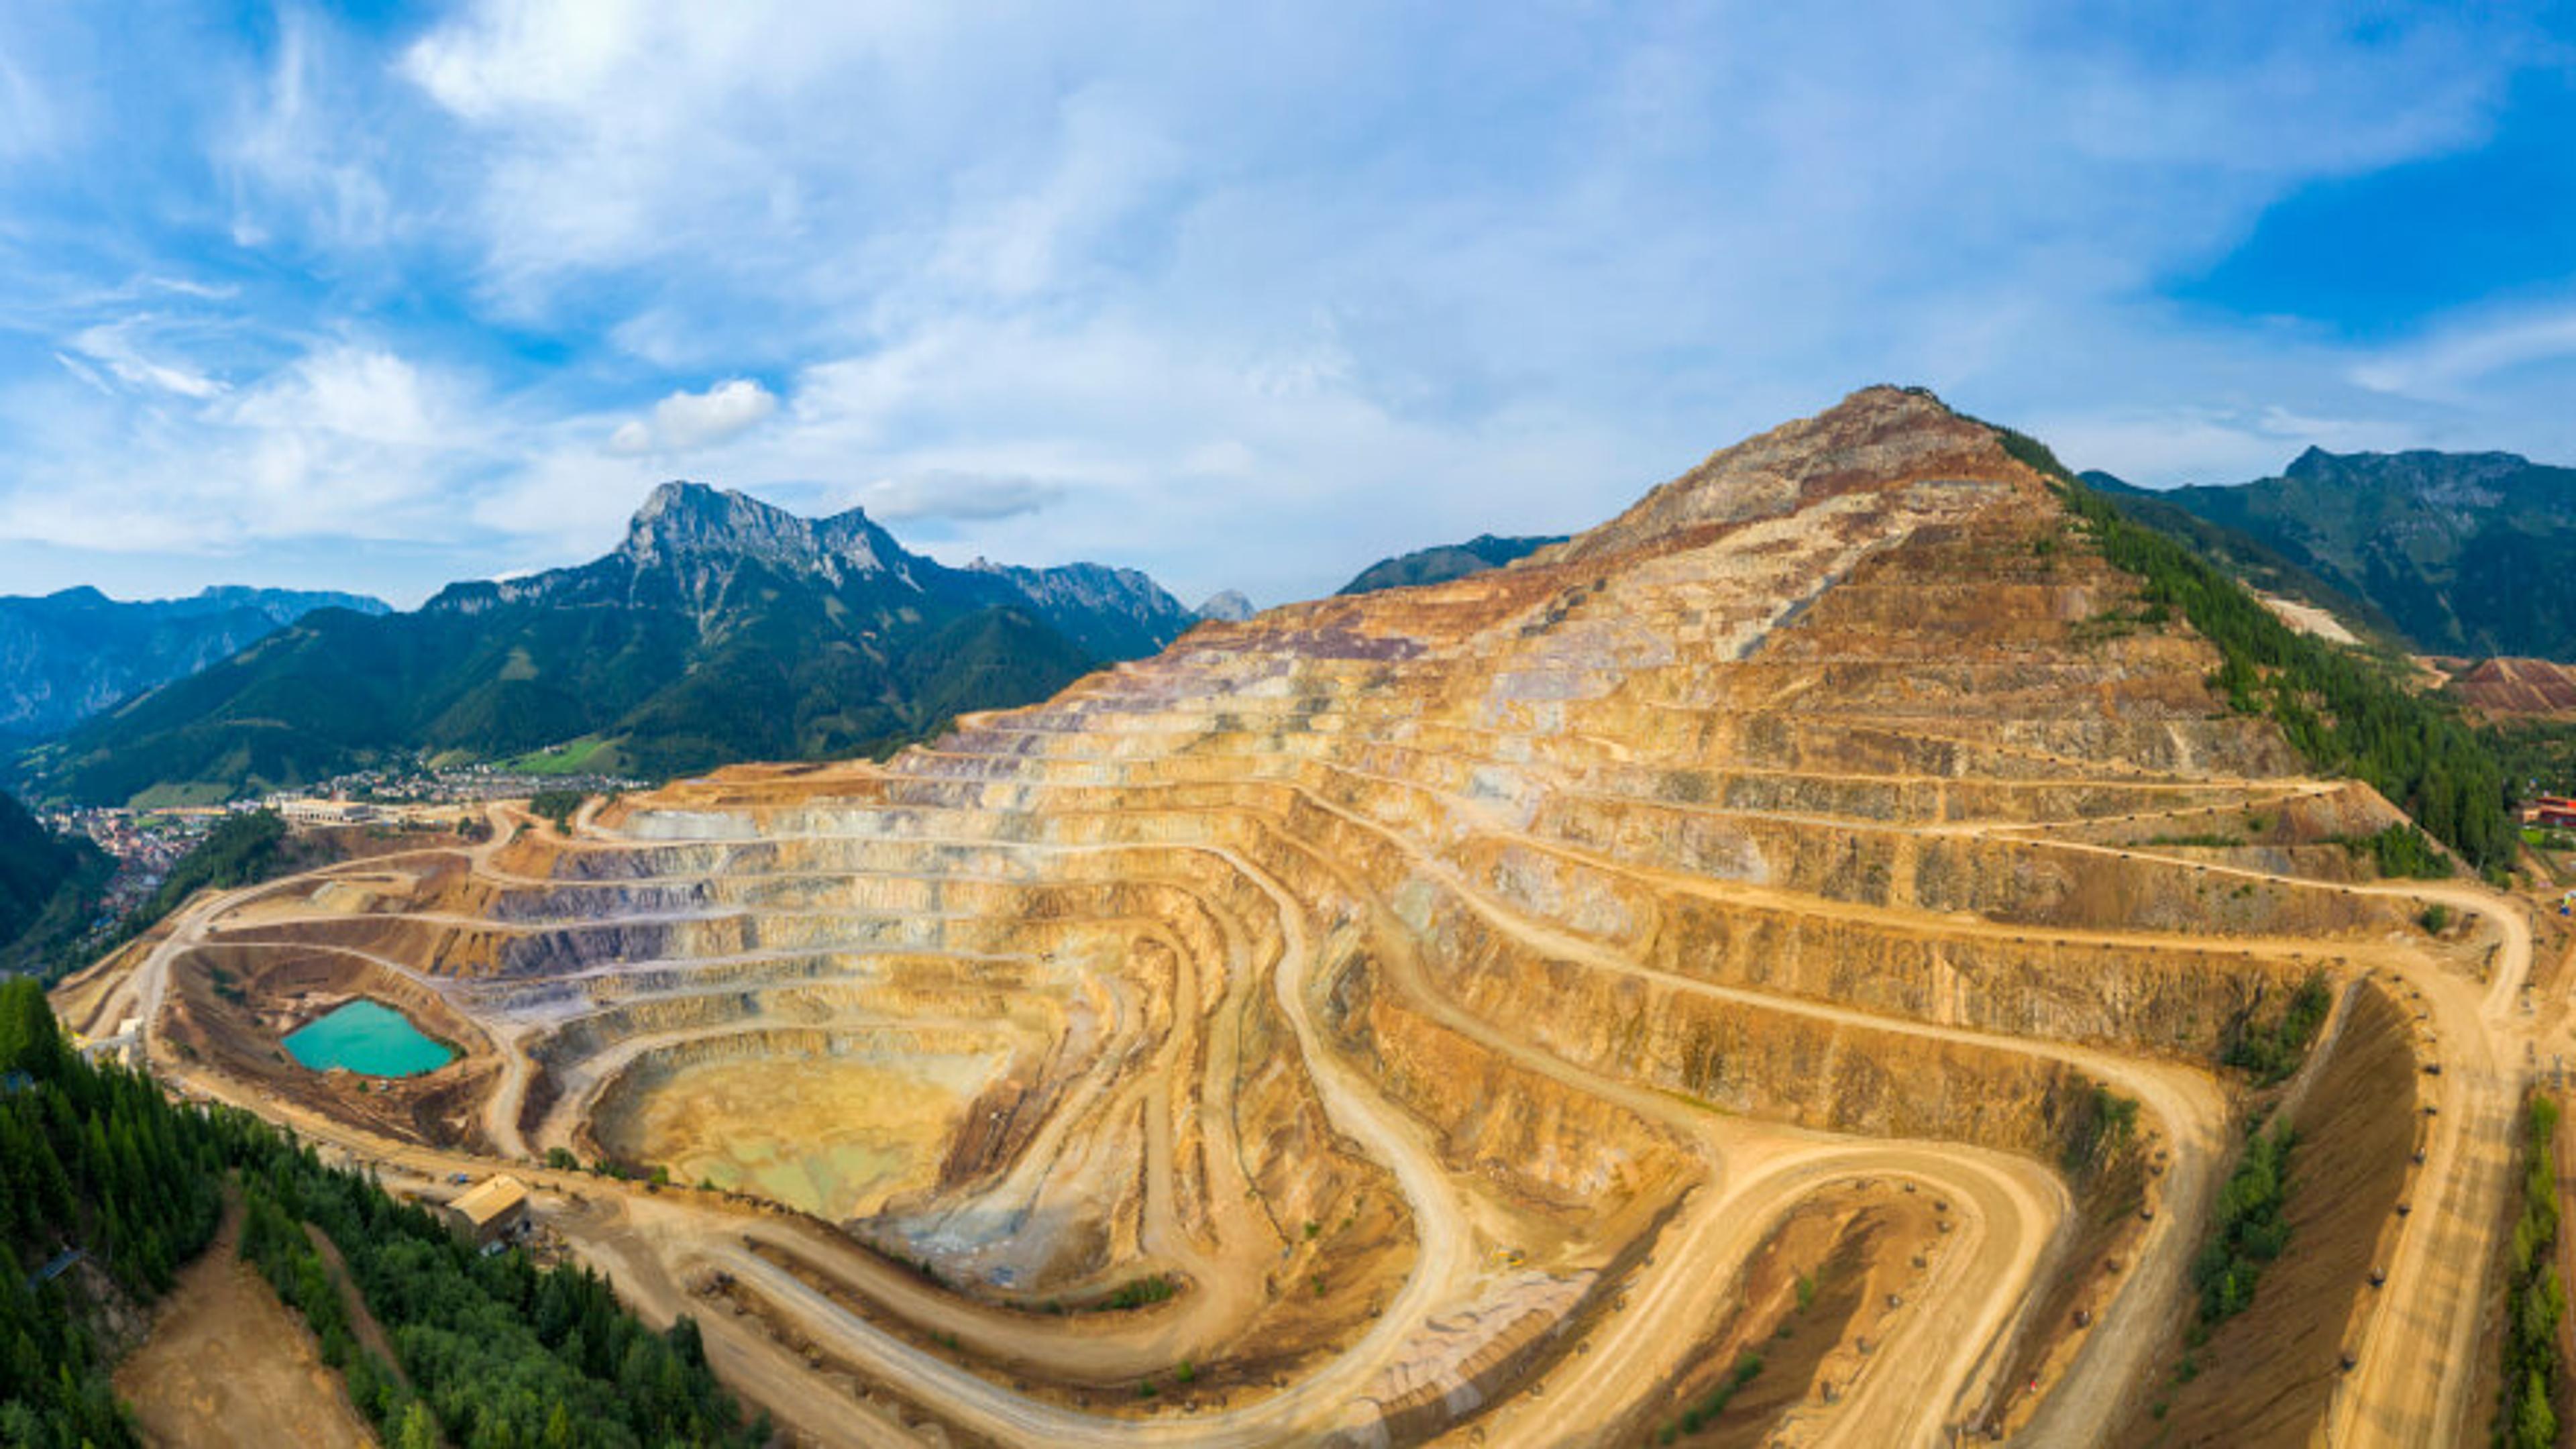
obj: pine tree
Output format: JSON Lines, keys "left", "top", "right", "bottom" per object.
{"left": 2515, "top": 1369, "right": 2556, "bottom": 1449}
{"left": 396, "top": 1399, "right": 439, "bottom": 1449}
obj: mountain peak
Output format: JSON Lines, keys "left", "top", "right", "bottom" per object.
{"left": 627, "top": 480, "right": 786, "bottom": 545}
{"left": 1195, "top": 589, "right": 1255, "bottom": 623}
{"left": 620, "top": 481, "right": 904, "bottom": 582}
{"left": 2284, "top": 444, "right": 2337, "bottom": 480}
{"left": 1556, "top": 384, "right": 2006, "bottom": 562}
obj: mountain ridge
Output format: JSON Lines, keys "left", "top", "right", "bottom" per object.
{"left": 17, "top": 484, "right": 1194, "bottom": 806}
{"left": 2112, "top": 445, "right": 2576, "bottom": 660}
{"left": 0, "top": 585, "right": 390, "bottom": 739}
{"left": 1337, "top": 532, "right": 1568, "bottom": 596}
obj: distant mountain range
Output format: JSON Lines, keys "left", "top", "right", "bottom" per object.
{"left": 962, "top": 557, "right": 1199, "bottom": 659}
{"left": 1337, "top": 533, "right": 1566, "bottom": 596}
{"left": 0, "top": 585, "right": 388, "bottom": 740}
{"left": 2088, "top": 446, "right": 2576, "bottom": 661}
{"left": 15, "top": 483, "right": 1195, "bottom": 807}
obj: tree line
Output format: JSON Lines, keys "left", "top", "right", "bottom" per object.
{"left": 1995, "top": 425, "right": 2519, "bottom": 875}
{"left": 0, "top": 979, "right": 763, "bottom": 1448}
{"left": 2498, "top": 1093, "right": 2564, "bottom": 1449}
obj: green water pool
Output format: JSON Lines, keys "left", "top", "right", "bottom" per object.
{"left": 284, "top": 1000, "right": 454, "bottom": 1077}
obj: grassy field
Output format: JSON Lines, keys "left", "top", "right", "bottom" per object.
{"left": 498, "top": 735, "right": 620, "bottom": 775}
{"left": 125, "top": 781, "right": 241, "bottom": 810}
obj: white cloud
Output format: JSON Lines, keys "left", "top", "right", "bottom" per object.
{"left": 70, "top": 320, "right": 227, "bottom": 400}
{"left": 847, "top": 472, "right": 1065, "bottom": 522}
{"left": 0, "top": 46, "right": 56, "bottom": 160}
{"left": 221, "top": 345, "right": 453, "bottom": 448}
{"left": 2349, "top": 305, "right": 2576, "bottom": 399}
{"left": 219, "top": 9, "right": 395, "bottom": 249}
{"left": 928, "top": 85, "right": 1183, "bottom": 300}
{"left": 2022, "top": 401, "right": 2415, "bottom": 485}
{"left": 0, "top": 340, "right": 495, "bottom": 557}
{"left": 606, "top": 378, "right": 779, "bottom": 454}
{"left": 469, "top": 441, "right": 660, "bottom": 551}
{"left": 51, "top": 352, "right": 113, "bottom": 396}
{"left": 653, "top": 377, "right": 777, "bottom": 449}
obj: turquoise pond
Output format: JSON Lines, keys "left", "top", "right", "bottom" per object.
{"left": 284, "top": 1000, "right": 454, "bottom": 1077}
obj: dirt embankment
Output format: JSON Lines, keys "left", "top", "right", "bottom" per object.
{"left": 2432, "top": 656, "right": 2576, "bottom": 722}
{"left": 115, "top": 1201, "right": 376, "bottom": 1449}
{"left": 1593, "top": 1183, "right": 1943, "bottom": 1446}
{"left": 2111, "top": 978, "right": 2418, "bottom": 1446}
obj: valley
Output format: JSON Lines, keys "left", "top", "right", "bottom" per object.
{"left": 49, "top": 387, "right": 2570, "bottom": 1446}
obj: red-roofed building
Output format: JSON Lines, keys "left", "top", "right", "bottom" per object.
{"left": 2528, "top": 796, "right": 2576, "bottom": 830}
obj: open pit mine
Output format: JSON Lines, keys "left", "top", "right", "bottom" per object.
{"left": 60, "top": 386, "right": 2544, "bottom": 1447}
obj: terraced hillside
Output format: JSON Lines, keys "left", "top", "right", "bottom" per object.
{"left": 64, "top": 387, "right": 2541, "bottom": 1448}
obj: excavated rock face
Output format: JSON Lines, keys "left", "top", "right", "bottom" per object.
{"left": 1549, "top": 384, "right": 2007, "bottom": 563}
{"left": 2436, "top": 654, "right": 2576, "bottom": 720}
{"left": 182, "top": 386, "right": 2420, "bottom": 1444}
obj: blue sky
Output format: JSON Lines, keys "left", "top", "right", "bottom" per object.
{"left": 1, "top": 1, "right": 2573, "bottom": 609}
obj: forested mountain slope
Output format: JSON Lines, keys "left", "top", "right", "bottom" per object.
{"left": 2106, "top": 447, "right": 2576, "bottom": 661}
{"left": 20, "top": 484, "right": 1192, "bottom": 806}
{"left": 0, "top": 586, "right": 386, "bottom": 739}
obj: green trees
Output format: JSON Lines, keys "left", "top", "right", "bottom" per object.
{"left": 133, "top": 810, "right": 288, "bottom": 921}
{"left": 0, "top": 792, "right": 103, "bottom": 956}
{"left": 231, "top": 1143, "right": 755, "bottom": 1448}
{"left": 2061, "top": 1085, "right": 2141, "bottom": 1177}
{"left": 396, "top": 1402, "right": 440, "bottom": 1449}
{"left": 2220, "top": 975, "right": 2334, "bottom": 1086}
{"left": 2330, "top": 824, "right": 2453, "bottom": 880}
{"left": 529, "top": 790, "right": 590, "bottom": 830}
{"left": 2006, "top": 431, "right": 2518, "bottom": 875}
{"left": 2496, "top": 1095, "right": 2564, "bottom": 1449}
{"left": 1668, "top": 1352, "right": 1764, "bottom": 1438}
{"left": 2076, "top": 478, "right": 2517, "bottom": 873}
{"left": 0, "top": 792, "right": 110, "bottom": 981}
{"left": 0, "top": 981, "right": 761, "bottom": 1448}
{"left": 2191, "top": 1121, "right": 2296, "bottom": 1324}
{"left": 0, "top": 978, "right": 224, "bottom": 1448}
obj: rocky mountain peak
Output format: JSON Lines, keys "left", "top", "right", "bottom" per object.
{"left": 1195, "top": 589, "right": 1255, "bottom": 623}
{"left": 619, "top": 482, "right": 906, "bottom": 584}
{"left": 1556, "top": 385, "right": 2011, "bottom": 562}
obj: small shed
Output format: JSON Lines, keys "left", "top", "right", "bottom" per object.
{"left": 444, "top": 1175, "right": 531, "bottom": 1246}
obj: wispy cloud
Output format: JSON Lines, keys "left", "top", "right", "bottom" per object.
{"left": 2350, "top": 305, "right": 2576, "bottom": 398}
{"left": 0, "top": 339, "right": 498, "bottom": 556}
{"left": 69, "top": 319, "right": 227, "bottom": 399}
